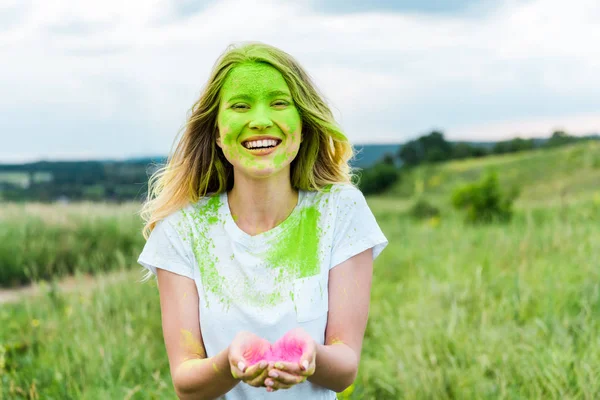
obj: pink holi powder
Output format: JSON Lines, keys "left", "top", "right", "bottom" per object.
{"left": 245, "top": 334, "right": 305, "bottom": 365}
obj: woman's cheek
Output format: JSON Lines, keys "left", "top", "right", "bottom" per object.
{"left": 220, "top": 123, "right": 245, "bottom": 160}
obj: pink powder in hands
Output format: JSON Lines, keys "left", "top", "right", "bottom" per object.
{"left": 245, "top": 333, "right": 306, "bottom": 365}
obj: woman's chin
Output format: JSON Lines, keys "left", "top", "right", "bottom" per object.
{"left": 236, "top": 163, "right": 289, "bottom": 181}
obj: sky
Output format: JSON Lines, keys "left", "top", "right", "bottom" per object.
{"left": 0, "top": 0, "right": 599, "bottom": 163}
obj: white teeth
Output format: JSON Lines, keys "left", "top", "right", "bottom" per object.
{"left": 245, "top": 139, "right": 279, "bottom": 149}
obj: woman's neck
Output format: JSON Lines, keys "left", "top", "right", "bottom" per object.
{"left": 227, "top": 170, "right": 298, "bottom": 236}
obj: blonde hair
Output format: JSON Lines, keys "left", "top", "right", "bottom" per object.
{"left": 139, "top": 41, "right": 355, "bottom": 241}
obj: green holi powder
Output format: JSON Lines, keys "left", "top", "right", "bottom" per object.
{"left": 177, "top": 190, "right": 327, "bottom": 311}
{"left": 273, "top": 151, "right": 288, "bottom": 167}
{"left": 263, "top": 204, "right": 321, "bottom": 278}
{"left": 216, "top": 63, "right": 301, "bottom": 175}
{"left": 181, "top": 196, "right": 226, "bottom": 309}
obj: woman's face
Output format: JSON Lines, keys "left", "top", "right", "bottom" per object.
{"left": 216, "top": 63, "right": 302, "bottom": 179}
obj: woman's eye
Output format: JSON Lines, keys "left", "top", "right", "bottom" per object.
{"left": 272, "top": 101, "right": 289, "bottom": 107}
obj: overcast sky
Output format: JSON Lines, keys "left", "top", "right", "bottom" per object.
{"left": 1, "top": 0, "right": 599, "bottom": 163}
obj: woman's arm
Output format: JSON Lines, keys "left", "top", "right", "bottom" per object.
{"left": 307, "top": 248, "right": 373, "bottom": 392}
{"left": 156, "top": 269, "right": 239, "bottom": 400}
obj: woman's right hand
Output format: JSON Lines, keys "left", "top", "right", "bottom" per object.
{"left": 228, "top": 331, "right": 271, "bottom": 388}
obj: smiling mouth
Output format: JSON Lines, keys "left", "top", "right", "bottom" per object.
{"left": 242, "top": 138, "right": 282, "bottom": 150}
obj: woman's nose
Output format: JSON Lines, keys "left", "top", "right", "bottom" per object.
{"left": 248, "top": 118, "right": 273, "bottom": 130}
{"left": 248, "top": 108, "right": 273, "bottom": 130}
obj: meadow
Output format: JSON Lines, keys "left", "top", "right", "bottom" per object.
{"left": 1, "top": 141, "right": 599, "bottom": 399}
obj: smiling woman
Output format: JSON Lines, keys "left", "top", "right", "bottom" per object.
{"left": 136, "top": 42, "right": 388, "bottom": 400}
{"left": 216, "top": 63, "right": 302, "bottom": 177}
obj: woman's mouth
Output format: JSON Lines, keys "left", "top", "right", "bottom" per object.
{"left": 242, "top": 138, "right": 282, "bottom": 155}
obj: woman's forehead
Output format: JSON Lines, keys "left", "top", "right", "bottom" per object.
{"left": 222, "top": 63, "right": 289, "bottom": 93}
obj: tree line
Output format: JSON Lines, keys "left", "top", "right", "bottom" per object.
{"left": 0, "top": 131, "right": 596, "bottom": 202}
{"left": 357, "top": 130, "right": 598, "bottom": 195}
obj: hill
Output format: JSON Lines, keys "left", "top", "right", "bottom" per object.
{"left": 352, "top": 140, "right": 498, "bottom": 168}
{"left": 1, "top": 134, "right": 598, "bottom": 202}
{"left": 389, "top": 140, "right": 600, "bottom": 205}
{"left": 352, "top": 144, "right": 401, "bottom": 168}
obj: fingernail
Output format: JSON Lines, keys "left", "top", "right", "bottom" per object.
{"left": 266, "top": 379, "right": 273, "bottom": 386}
{"left": 302, "top": 360, "right": 309, "bottom": 370}
{"left": 259, "top": 361, "right": 267, "bottom": 369}
{"left": 237, "top": 361, "right": 246, "bottom": 372}
{"left": 269, "top": 370, "right": 278, "bottom": 378}
{"left": 267, "top": 387, "right": 273, "bottom": 392}
{"left": 274, "top": 362, "right": 284, "bottom": 370}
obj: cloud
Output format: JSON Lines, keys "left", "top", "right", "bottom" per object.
{"left": 0, "top": 0, "right": 598, "bottom": 161}
{"left": 0, "top": 0, "right": 31, "bottom": 32}
{"left": 451, "top": 112, "right": 600, "bottom": 141}
{"left": 309, "top": 0, "right": 498, "bottom": 16}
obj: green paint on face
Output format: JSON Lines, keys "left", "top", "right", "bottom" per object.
{"left": 217, "top": 63, "right": 302, "bottom": 177}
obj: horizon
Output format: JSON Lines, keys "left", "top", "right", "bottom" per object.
{"left": 2, "top": 130, "right": 598, "bottom": 165}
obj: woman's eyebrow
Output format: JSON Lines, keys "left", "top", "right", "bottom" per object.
{"left": 267, "top": 90, "right": 291, "bottom": 97}
{"left": 227, "top": 90, "right": 292, "bottom": 103}
{"left": 227, "top": 94, "right": 253, "bottom": 102}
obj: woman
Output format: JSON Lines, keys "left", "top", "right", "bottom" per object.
{"left": 138, "top": 42, "right": 388, "bottom": 400}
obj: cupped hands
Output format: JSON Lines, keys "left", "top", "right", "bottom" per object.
{"left": 228, "top": 327, "right": 316, "bottom": 392}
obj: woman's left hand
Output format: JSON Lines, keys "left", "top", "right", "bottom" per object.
{"left": 264, "top": 327, "right": 317, "bottom": 392}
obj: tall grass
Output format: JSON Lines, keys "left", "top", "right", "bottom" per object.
{"left": 0, "top": 270, "right": 174, "bottom": 399}
{"left": 0, "top": 202, "right": 144, "bottom": 287}
{"left": 2, "top": 142, "right": 600, "bottom": 398}
{"left": 1, "top": 198, "right": 599, "bottom": 399}
{"left": 354, "top": 199, "right": 600, "bottom": 399}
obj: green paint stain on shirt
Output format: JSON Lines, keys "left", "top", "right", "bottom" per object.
{"left": 264, "top": 204, "right": 321, "bottom": 278}
{"left": 176, "top": 190, "right": 328, "bottom": 311}
{"left": 181, "top": 195, "right": 225, "bottom": 308}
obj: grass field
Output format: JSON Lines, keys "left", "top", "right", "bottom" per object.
{"left": 0, "top": 202, "right": 143, "bottom": 288}
{"left": 1, "top": 142, "right": 599, "bottom": 399}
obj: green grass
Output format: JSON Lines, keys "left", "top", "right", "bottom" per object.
{"left": 354, "top": 199, "right": 600, "bottom": 399}
{"left": 2, "top": 198, "right": 599, "bottom": 399}
{"left": 0, "top": 203, "right": 144, "bottom": 287}
{"left": 392, "top": 140, "right": 600, "bottom": 204}
{"left": 0, "top": 269, "right": 175, "bottom": 399}
{"left": 2, "top": 143, "right": 600, "bottom": 398}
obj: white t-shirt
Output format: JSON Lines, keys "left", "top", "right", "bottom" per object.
{"left": 138, "top": 183, "right": 388, "bottom": 400}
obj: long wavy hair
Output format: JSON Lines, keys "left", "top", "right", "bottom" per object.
{"left": 139, "top": 41, "right": 355, "bottom": 240}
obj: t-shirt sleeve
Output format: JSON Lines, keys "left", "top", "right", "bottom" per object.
{"left": 329, "top": 186, "right": 388, "bottom": 269}
{"left": 137, "top": 214, "right": 195, "bottom": 280}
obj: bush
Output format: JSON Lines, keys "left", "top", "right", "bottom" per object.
{"left": 451, "top": 170, "right": 519, "bottom": 223}
{"left": 409, "top": 198, "right": 441, "bottom": 220}
{"left": 358, "top": 163, "right": 400, "bottom": 195}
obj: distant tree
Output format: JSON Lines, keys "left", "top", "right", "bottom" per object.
{"left": 545, "top": 130, "right": 577, "bottom": 147}
{"left": 381, "top": 152, "right": 396, "bottom": 165}
{"left": 358, "top": 163, "right": 400, "bottom": 195}
{"left": 471, "top": 147, "right": 488, "bottom": 158}
{"left": 398, "top": 130, "right": 452, "bottom": 167}
{"left": 493, "top": 137, "right": 535, "bottom": 154}
{"left": 398, "top": 139, "right": 423, "bottom": 167}
{"left": 422, "top": 131, "right": 453, "bottom": 162}
{"left": 452, "top": 142, "right": 473, "bottom": 159}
